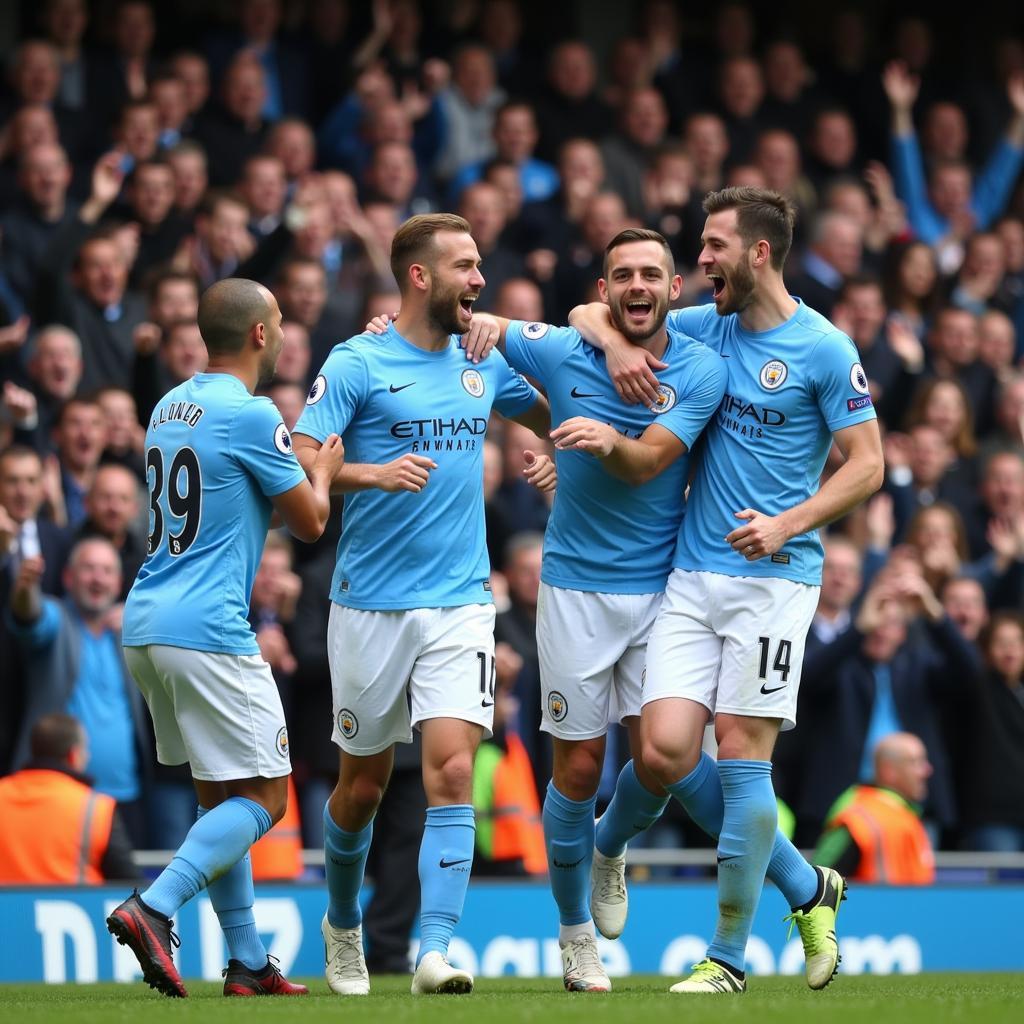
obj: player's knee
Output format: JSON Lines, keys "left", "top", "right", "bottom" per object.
{"left": 640, "top": 736, "right": 694, "bottom": 786}
{"left": 553, "top": 745, "right": 602, "bottom": 799}
{"left": 341, "top": 774, "right": 386, "bottom": 817}
{"left": 427, "top": 751, "right": 475, "bottom": 803}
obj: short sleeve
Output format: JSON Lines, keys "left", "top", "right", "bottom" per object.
{"left": 294, "top": 342, "right": 368, "bottom": 443}
{"left": 655, "top": 353, "right": 728, "bottom": 450}
{"left": 667, "top": 304, "right": 715, "bottom": 339}
{"left": 489, "top": 347, "right": 540, "bottom": 418}
{"left": 811, "top": 332, "right": 879, "bottom": 432}
{"left": 504, "top": 321, "right": 575, "bottom": 384}
{"left": 231, "top": 398, "right": 308, "bottom": 498}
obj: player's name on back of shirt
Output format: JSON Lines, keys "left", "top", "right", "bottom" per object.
{"left": 150, "top": 399, "right": 205, "bottom": 431}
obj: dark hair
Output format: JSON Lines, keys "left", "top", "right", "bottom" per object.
{"left": 55, "top": 395, "right": 102, "bottom": 427}
{"left": 30, "top": 713, "right": 84, "bottom": 761}
{"left": 980, "top": 610, "right": 1024, "bottom": 676}
{"left": 390, "top": 213, "right": 472, "bottom": 293}
{"left": 838, "top": 273, "right": 884, "bottom": 301}
{"left": 603, "top": 228, "right": 675, "bottom": 279}
{"left": 196, "top": 277, "right": 271, "bottom": 355}
{"left": 0, "top": 443, "right": 43, "bottom": 471}
{"left": 145, "top": 267, "right": 199, "bottom": 305}
{"left": 702, "top": 186, "right": 796, "bottom": 270}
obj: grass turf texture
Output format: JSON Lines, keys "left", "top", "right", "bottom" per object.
{"left": 2, "top": 974, "right": 1022, "bottom": 1024}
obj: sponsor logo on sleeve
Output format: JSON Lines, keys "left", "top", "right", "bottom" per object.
{"left": 759, "top": 359, "right": 788, "bottom": 390}
{"left": 273, "top": 422, "right": 293, "bottom": 454}
{"left": 850, "top": 362, "right": 870, "bottom": 394}
{"left": 522, "top": 321, "right": 550, "bottom": 340}
{"left": 306, "top": 374, "right": 327, "bottom": 405}
{"left": 847, "top": 395, "right": 873, "bottom": 411}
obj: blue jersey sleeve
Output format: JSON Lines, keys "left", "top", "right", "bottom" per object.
{"left": 489, "top": 347, "right": 540, "bottom": 418}
{"left": 231, "top": 398, "right": 308, "bottom": 498}
{"left": 667, "top": 305, "right": 716, "bottom": 340}
{"left": 504, "top": 320, "right": 575, "bottom": 384}
{"left": 656, "top": 353, "right": 728, "bottom": 450}
{"left": 294, "top": 343, "right": 368, "bottom": 443}
{"left": 810, "top": 332, "right": 879, "bottom": 432}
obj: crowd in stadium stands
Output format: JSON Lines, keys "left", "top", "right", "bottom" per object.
{"left": 1, "top": 0, "right": 1024, "bottom": 875}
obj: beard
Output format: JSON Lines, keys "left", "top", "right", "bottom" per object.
{"left": 608, "top": 290, "right": 670, "bottom": 343}
{"left": 258, "top": 343, "right": 281, "bottom": 384}
{"left": 717, "top": 253, "right": 756, "bottom": 315}
{"left": 427, "top": 281, "right": 469, "bottom": 336}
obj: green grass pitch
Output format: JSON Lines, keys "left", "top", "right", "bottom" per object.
{"left": 3, "top": 974, "right": 1023, "bottom": 1024}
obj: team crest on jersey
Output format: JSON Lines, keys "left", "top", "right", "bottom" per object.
{"left": 522, "top": 321, "right": 549, "bottom": 340}
{"left": 461, "top": 368, "right": 485, "bottom": 397}
{"left": 337, "top": 709, "right": 359, "bottom": 739}
{"left": 273, "top": 422, "right": 292, "bottom": 454}
{"left": 275, "top": 727, "right": 289, "bottom": 758}
{"left": 652, "top": 384, "right": 677, "bottom": 414}
{"left": 307, "top": 374, "right": 327, "bottom": 405}
{"left": 849, "top": 362, "right": 870, "bottom": 395}
{"left": 759, "top": 359, "right": 788, "bottom": 390}
{"left": 547, "top": 690, "right": 568, "bottom": 722}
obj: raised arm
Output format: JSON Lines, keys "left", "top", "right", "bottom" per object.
{"left": 726, "top": 419, "right": 884, "bottom": 561}
{"left": 567, "top": 302, "right": 667, "bottom": 406}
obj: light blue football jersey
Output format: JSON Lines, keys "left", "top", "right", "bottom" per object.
{"left": 293, "top": 324, "right": 539, "bottom": 610}
{"left": 667, "top": 301, "right": 877, "bottom": 585}
{"left": 505, "top": 320, "right": 726, "bottom": 594}
{"left": 123, "top": 373, "right": 307, "bottom": 655}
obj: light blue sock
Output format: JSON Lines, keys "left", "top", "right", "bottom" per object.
{"left": 324, "top": 804, "right": 374, "bottom": 929}
{"left": 666, "top": 752, "right": 818, "bottom": 909}
{"left": 143, "top": 797, "right": 272, "bottom": 918}
{"left": 595, "top": 760, "right": 669, "bottom": 857}
{"left": 706, "top": 760, "right": 777, "bottom": 972}
{"left": 542, "top": 782, "right": 596, "bottom": 926}
{"left": 417, "top": 805, "right": 475, "bottom": 963}
{"left": 196, "top": 807, "right": 267, "bottom": 970}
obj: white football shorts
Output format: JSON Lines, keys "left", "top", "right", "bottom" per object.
{"left": 643, "top": 569, "right": 819, "bottom": 731}
{"left": 327, "top": 602, "right": 496, "bottom": 755}
{"left": 124, "top": 644, "right": 291, "bottom": 781}
{"left": 537, "top": 582, "right": 663, "bottom": 740}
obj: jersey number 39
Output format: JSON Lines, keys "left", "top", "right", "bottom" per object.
{"left": 147, "top": 447, "right": 203, "bottom": 556}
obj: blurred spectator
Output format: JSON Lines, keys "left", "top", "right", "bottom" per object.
{"left": 148, "top": 73, "right": 189, "bottom": 150}
{"left": 813, "top": 732, "right": 936, "bottom": 884}
{"left": 716, "top": 55, "right": 766, "bottom": 164}
{"left": 435, "top": 44, "right": 505, "bottom": 183}
{"left": 981, "top": 372, "right": 1024, "bottom": 458}
{"left": 362, "top": 141, "right": 435, "bottom": 219}
{"left": 93, "top": 0, "right": 157, "bottom": 117}
{"left": 941, "top": 575, "right": 990, "bottom": 645}
{"left": 6, "top": 538, "right": 152, "bottom": 842}
{"left": 949, "top": 232, "right": 1015, "bottom": 318}
{"left": 884, "top": 240, "right": 941, "bottom": 341}
{"left": 5, "top": 325, "right": 83, "bottom": 453}
{"left": 165, "top": 139, "right": 209, "bottom": 221}
{"left": 600, "top": 87, "right": 669, "bottom": 219}
{"left": 0, "top": 142, "right": 77, "bottom": 314}
{"left": 806, "top": 108, "right": 861, "bottom": 197}
{"left": 264, "top": 117, "right": 317, "bottom": 194}
{"left": 809, "top": 535, "right": 863, "bottom": 644}
{"left": 752, "top": 128, "right": 817, "bottom": 236}
{"left": 477, "top": 0, "right": 538, "bottom": 98}
{"left": 43, "top": 0, "right": 94, "bottom": 115}
{"left": 794, "top": 565, "right": 981, "bottom": 845}
{"left": 956, "top": 612, "right": 1024, "bottom": 851}
{"left": 263, "top": 380, "right": 306, "bottom": 431}
{"left": 786, "top": 211, "right": 863, "bottom": 318}
{"left": 884, "top": 61, "right": 1024, "bottom": 269}
{"left": 976, "top": 311, "right": 1017, "bottom": 381}
{"left": 194, "top": 53, "right": 270, "bottom": 187}
{"left": 683, "top": 112, "right": 729, "bottom": 196}
{"left": 124, "top": 158, "right": 190, "bottom": 286}
{"left": 0, "top": 444, "right": 71, "bottom": 600}
{"left": 77, "top": 463, "right": 144, "bottom": 601}
{"left": 169, "top": 50, "right": 211, "bottom": 124}
{"left": 959, "top": 449, "right": 1024, "bottom": 561}
{"left": 904, "top": 377, "right": 980, "bottom": 484}
{"left": 450, "top": 101, "right": 558, "bottom": 205}
{"left": 458, "top": 181, "right": 523, "bottom": 310}
{"left": 33, "top": 152, "right": 146, "bottom": 394}
{"left": 52, "top": 396, "right": 106, "bottom": 530}
{"left": 275, "top": 257, "right": 343, "bottom": 371}
{"left": 113, "top": 99, "right": 160, "bottom": 171}
{"left": 0, "top": 712, "right": 138, "bottom": 884}
{"left": 275, "top": 322, "right": 312, "bottom": 388}
{"left": 534, "top": 41, "right": 611, "bottom": 162}
{"left": 250, "top": 532, "right": 300, "bottom": 688}
{"left": 492, "top": 278, "right": 544, "bottom": 324}
{"left": 95, "top": 386, "right": 144, "bottom": 479}
{"left": 175, "top": 189, "right": 254, "bottom": 289}
{"left": 554, "top": 191, "right": 628, "bottom": 315}
{"left": 239, "top": 154, "right": 287, "bottom": 240}
{"left": 760, "top": 39, "right": 820, "bottom": 139}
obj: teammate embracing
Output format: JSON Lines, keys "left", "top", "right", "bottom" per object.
{"left": 291, "top": 213, "right": 552, "bottom": 996}
{"left": 571, "top": 187, "right": 884, "bottom": 993}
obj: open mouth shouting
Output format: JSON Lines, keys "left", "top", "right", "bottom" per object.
{"left": 458, "top": 293, "right": 478, "bottom": 324}
{"left": 707, "top": 273, "right": 726, "bottom": 300}
{"left": 623, "top": 296, "right": 654, "bottom": 325}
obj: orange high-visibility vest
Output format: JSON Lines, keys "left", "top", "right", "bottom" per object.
{"left": 249, "top": 775, "right": 303, "bottom": 880}
{"left": 490, "top": 733, "right": 547, "bottom": 875}
{"left": 831, "top": 785, "right": 935, "bottom": 885}
{"left": 0, "top": 769, "right": 115, "bottom": 884}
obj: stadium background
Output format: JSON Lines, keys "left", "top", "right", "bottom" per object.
{"left": 1, "top": 0, "right": 1023, "bottom": 983}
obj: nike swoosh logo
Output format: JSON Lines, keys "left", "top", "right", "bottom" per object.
{"left": 389, "top": 382, "right": 415, "bottom": 393}
{"left": 570, "top": 386, "right": 601, "bottom": 398}
{"left": 439, "top": 857, "right": 471, "bottom": 869}
{"left": 759, "top": 683, "right": 786, "bottom": 695}
{"left": 552, "top": 856, "right": 585, "bottom": 868}
{"left": 481, "top": 700, "right": 494, "bottom": 708}
{"left": 717, "top": 854, "right": 740, "bottom": 863}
